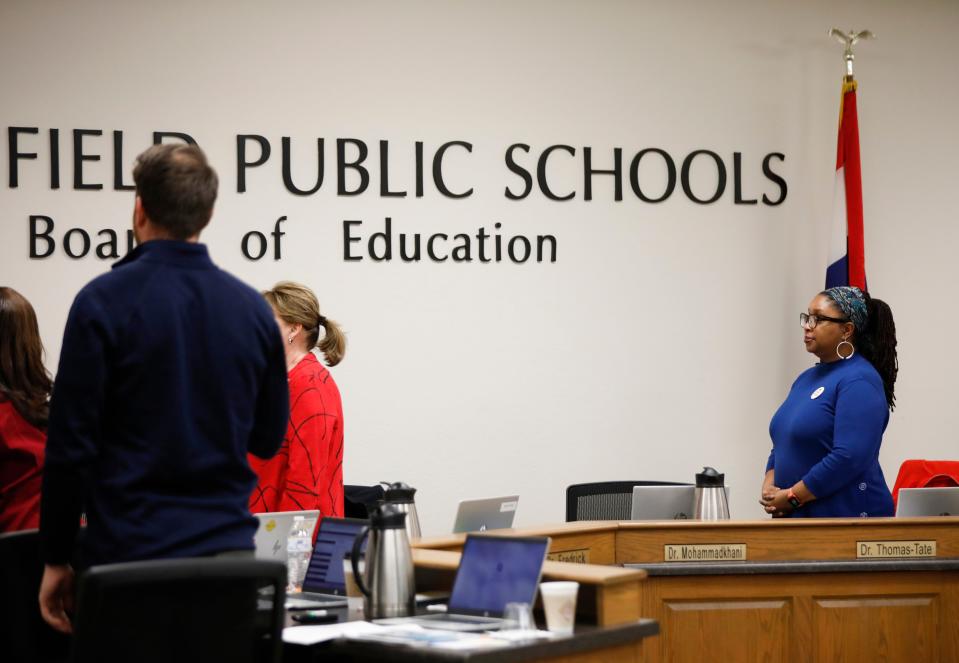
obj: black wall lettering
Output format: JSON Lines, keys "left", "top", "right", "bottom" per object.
{"left": 629, "top": 148, "right": 676, "bottom": 203}
{"left": 237, "top": 135, "right": 271, "bottom": 193}
{"left": 49, "top": 129, "right": 60, "bottom": 190}
{"left": 241, "top": 230, "right": 267, "bottom": 260}
{"left": 271, "top": 216, "right": 286, "bottom": 260}
{"left": 537, "top": 145, "right": 576, "bottom": 201}
{"left": 281, "top": 137, "right": 324, "bottom": 195}
{"left": 369, "top": 217, "right": 392, "bottom": 261}
{"left": 29, "top": 215, "right": 55, "bottom": 258}
{"left": 433, "top": 141, "right": 473, "bottom": 198}
{"left": 681, "top": 150, "right": 726, "bottom": 204}
{"left": 9, "top": 127, "right": 39, "bottom": 188}
{"left": 427, "top": 234, "right": 448, "bottom": 262}
{"left": 95, "top": 229, "right": 120, "bottom": 259}
{"left": 73, "top": 129, "right": 103, "bottom": 190}
{"left": 343, "top": 220, "right": 363, "bottom": 261}
{"left": 537, "top": 235, "right": 558, "bottom": 263}
{"left": 415, "top": 141, "right": 425, "bottom": 197}
{"left": 63, "top": 227, "right": 91, "bottom": 258}
{"left": 379, "top": 140, "right": 407, "bottom": 198}
{"left": 113, "top": 131, "right": 135, "bottom": 191}
{"left": 733, "top": 152, "right": 757, "bottom": 205}
{"left": 337, "top": 139, "right": 370, "bottom": 196}
{"left": 584, "top": 147, "right": 623, "bottom": 201}
{"left": 504, "top": 143, "right": 533, "bottom": 200}
{"left": 508, "top": 235, "right": 531, "bottom": 263}
{"left": 762, "top": 152, "right": 787, "bottom": 205}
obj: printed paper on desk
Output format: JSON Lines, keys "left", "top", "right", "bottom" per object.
{"left": 282, "top": 621, "right": 385, "bottom": 645}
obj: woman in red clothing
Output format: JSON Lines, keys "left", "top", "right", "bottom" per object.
{"left": 0, "top": 287, "right": 53, "bottom": 532}
{"left": 249, "top": 281, "right": 347, "bottom": 517}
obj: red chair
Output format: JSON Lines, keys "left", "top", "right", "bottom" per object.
{"left": 892, "top": 460, "right": 959, "bottom": 509}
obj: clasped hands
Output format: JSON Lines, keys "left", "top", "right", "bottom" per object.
{"left": 759, "top": 484, "right": 795, "bottom": 518}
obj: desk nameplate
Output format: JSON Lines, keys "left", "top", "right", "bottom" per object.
{"left": 548, "top": 548, "right": 590, "bottom": 564}
{"left": 664, "top": 543, "right": 747, "bottom": 562}
{"left": 857, "top": 540, "right": 937, "bottom": 559}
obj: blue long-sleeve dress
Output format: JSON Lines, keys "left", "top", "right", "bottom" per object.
{"left": 767, "top": 353, "right": 894, "bottom": 518}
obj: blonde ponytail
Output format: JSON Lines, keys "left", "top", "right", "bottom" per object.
{"left": 317, "top": 316, "right": 347, "bottom": 367}
{"left": 263, "top": 281, "right": 347, "bottom": 366}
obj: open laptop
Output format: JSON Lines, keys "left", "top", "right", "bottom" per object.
{"left": 630, "top": 485, "right": 731, "bottom": 520}
{"left": 452, "top": 496, "right": 519, "bottom": 533}
{"left": 375, "top": 534, "right": 550, "bottom": 632}
{"left": 285, "top": 517, "right": 367, "bottom": 610}
{"left": 254, "top": 510, "right": 320, "bottom": 563}
{"left": 896, "top": 487, "right": 959, "bottom": 517}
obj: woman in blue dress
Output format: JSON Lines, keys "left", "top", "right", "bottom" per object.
{"left": 760, "top": 286, "right": 898, "bottom": 518}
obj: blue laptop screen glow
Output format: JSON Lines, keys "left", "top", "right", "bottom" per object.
{"left": 302, "top": 518, "right": 366, "bottom": 594}
{"left": 449, "top": 536, "right": 549, "bottom": 616}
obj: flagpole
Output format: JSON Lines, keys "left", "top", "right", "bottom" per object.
{"left": 824, "top": 29, "right": 873, "bottom": 292}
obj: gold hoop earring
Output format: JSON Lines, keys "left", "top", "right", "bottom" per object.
{"left": 837, "top": 339, "right": 855, "bottom": 360}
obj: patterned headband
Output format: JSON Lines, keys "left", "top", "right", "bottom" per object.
{"left": 823, "top": 286, "right": 868, "bottom": 331}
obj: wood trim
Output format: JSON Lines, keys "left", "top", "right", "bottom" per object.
{"left": 415, "top": 518, "right": 959, "bottom": 563}
{"left": 413, "top": 521, "right": 621, "bottom": 551}
{"left": 616, "top": 518, "right": 959, "bottom": 563}
{"left": 411, "top": 549, "right": 645, "bottom": 587}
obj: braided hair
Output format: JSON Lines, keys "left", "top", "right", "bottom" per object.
{"left": 857, "top": 293, "right": 898, "bottom": 410}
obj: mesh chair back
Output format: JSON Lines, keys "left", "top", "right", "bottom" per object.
{"left": 566, "top": 481, "right": 690, "bottom": 521}
{"left": 72, "top": 557, "right": 286, "bottom": 663}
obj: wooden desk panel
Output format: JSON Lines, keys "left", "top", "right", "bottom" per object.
{"left": 639, "top": 570, "right": 959, "bottom": 663}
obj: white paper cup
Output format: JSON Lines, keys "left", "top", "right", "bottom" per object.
{"left": 539, "top": 581, "right": 579, "bottom": 635}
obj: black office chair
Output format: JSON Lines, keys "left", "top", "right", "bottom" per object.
{"left": 0, "top": 528, "right": 72, "bottom": 663}
{"left": 71, "top": 557, "right": 286, "bottom": 663}
{"left": 566, "top": 481, "right": 691, "bottom": 521}
{"left": 344, "top": 483, "right": 386, "bottom": 519}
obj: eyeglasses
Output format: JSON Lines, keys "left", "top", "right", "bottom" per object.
{"left": 800, "top": 312, "right": 849, "bottom": 329}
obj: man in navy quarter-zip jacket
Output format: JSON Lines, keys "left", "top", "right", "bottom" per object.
{"left": 37, "top": 144, "right": 290, "bottom": 634}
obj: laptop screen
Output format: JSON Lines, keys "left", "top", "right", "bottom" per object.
{"left": 302, "top": 517, "right": 367, "bottom": 594}
{"left": 254, "top": 510, "right": 320, "bottom": 561}
{"left": 448, "top": 535, "right": 549, "bottom": 617}
{"left": 896, "top": 487, "right": 959, "bottom": 516}
{"left": 452, "top": 496, "right": 519, "bottom": 534}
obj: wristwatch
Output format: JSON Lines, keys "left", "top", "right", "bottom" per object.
{"left": 786, "top": 489, "right": 803, "bottom": 509}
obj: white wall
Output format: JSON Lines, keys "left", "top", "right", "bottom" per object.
{"left": 2, "top": 0, "right": 958, "bottom": 536}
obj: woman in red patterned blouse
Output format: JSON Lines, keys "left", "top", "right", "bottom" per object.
{"left": 249, "top": 282, "right": 346, "bottom": 518}
{"left": 0, "top": 287, "right": 53, "bottom": 533}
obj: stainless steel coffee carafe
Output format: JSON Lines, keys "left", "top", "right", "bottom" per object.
{"left": 380, "top": 481, "right": 422, "bottom": 541}
{"left": 694, "top": 466, "right": 730, "bottom": 520}
{"left": 350, "top": 503, "right": 416, "bottom": 619}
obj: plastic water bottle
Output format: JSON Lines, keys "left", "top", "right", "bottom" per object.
{"left": 286, "top": 515, "right": 312, "bottom": 593}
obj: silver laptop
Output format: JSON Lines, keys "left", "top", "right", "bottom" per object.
{"left": 630, "top": 485, "right": 730, "bottom": 520}
{"left": 375, "top": 534, "right": 550, "bottom": 632}
{"left": 896, "top": 487, "right": 959, "bottom": 517}
{"left": 452, "top": 496, "right": 519, "bottom": 533}
{"left": 253, "top": 510, "right": 319, "bottom": 563}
